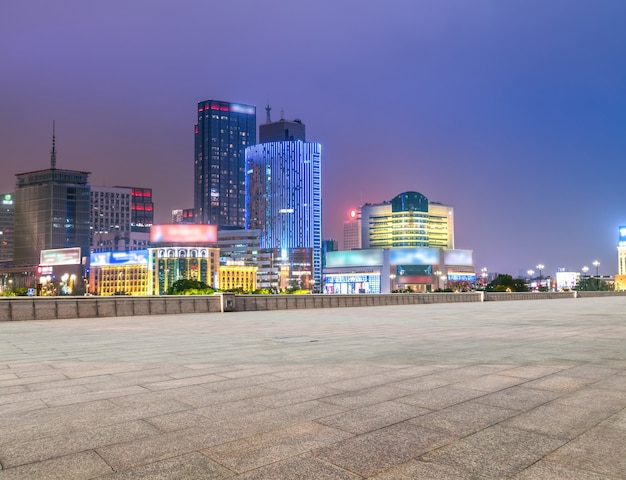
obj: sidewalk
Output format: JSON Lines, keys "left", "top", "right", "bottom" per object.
{"left": 1, "top": 297, "right": 625, "bottom": 479}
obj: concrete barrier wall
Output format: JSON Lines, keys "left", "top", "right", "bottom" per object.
{"left": 0, "top": 295, "right": 223, "bottom": 321}
{"left": 484, "top": 292, "right": 576, "bottom": 301}
{"left": 2, "top": 290, "right": 626, "bottom": 321}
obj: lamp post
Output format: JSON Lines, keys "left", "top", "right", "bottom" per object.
{"left": 536, "top": 264, "right": 544, "bottom": 291}
{"left": 481, "top": 267, "right": 488, "bottom": 289}
{"left": 389, "top": 274, "right": 396, "bottom": 292}
{"left": 434, "top": 270, "right": 441, "bottom": 291}
{"left": 592, "top": 260, "right": 600, "bottom": 290}
{"left": 527, "top": 270, "right": 534, "bottom": 291}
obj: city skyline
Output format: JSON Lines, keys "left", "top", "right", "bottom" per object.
{"left": 2, "top": 1, "right": 625, "bottom": 276}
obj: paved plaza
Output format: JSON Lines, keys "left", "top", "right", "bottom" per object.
{"left": 1, "top": 297, "right": 626, "bottom": 479}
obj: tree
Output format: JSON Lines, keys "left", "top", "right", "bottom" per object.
{"left": 575, "top": 277, "right": 614, "bottom": 291}
{"left": 166, "top": 279, "right": 214, "bottom": 295}
{"left": 487, "top": 274, "right": 529, "bottom": 292}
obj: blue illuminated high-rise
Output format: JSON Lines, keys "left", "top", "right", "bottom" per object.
{"left": 245, "top": 114, "right": 322, "bottom": 289}
{"left": 194, "top": 100, "right": 256, "bottom": 227}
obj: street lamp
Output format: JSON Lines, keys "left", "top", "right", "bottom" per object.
{"left": 592, "top": 260, "right": 600, "bottom": 290}
{"left": 536, "top": 264, "right": 544, "bottom": 290}
{"left": 527, "top": 270, "right": 534, "bottom": 291}
{"left": 481, "top": 267, "right": 488, "bottom": 288}
{"left": 581, "top": 266, "right": 589, "bottom": 290}
{"left": 434, "top": 270, "right": 441, "bottom": 290}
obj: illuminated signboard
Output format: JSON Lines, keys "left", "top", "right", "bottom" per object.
{"left": 90, "top": 250, "right": 149, "bottom": 267}
{"left": 447, "top": 273, "right": 477, "bottom": 281}
{"left": 40, "top": 247, "right": 81, "bottom": 266}
{"left": 2, "top": 194, "right": 12, "bottom": 205}
{"left": 326, "top": 250, "right": 383, "bottom": 268}
{"left": 150, "top": 224, "right": 217, "bottom": 244}
{"left": 443, "top": 249, "right": 473, "bottom": 266}
{"left": 389, "top": 248, "right": 439, "bottom": 265}
{"left": 619, "top": 226, "right": 626, "bottom": 246}
{"left": 230, "top": 103, "right": 255, "bottom": 115}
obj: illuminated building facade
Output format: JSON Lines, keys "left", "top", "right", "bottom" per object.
{"left": 324, "top": 247, "right": 475, "bottom": 294}
{"left": 219, "top": 264, "right": 258, "bottom": 292}
{"left": 150, "top": 246, "right": 220, "bottom": 295}
{"left": 89, "top": 250, "right": 150, "bottom": 296}
{"left": 361, "top": 192, "right": 454, "bottom": 250}
{"left": 194, "top": 99, "right": 256, "bottom": 227}
{"left": 615, "top": 226, "right": 626, "bottom": 291}
{"left": 245, "top": 116, "right": 322, "bottom": 289}
{"left": 0, "top": 193, "right": 14, "bottom": 263}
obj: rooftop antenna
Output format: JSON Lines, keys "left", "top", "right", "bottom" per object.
{"left": 265, "top": 102, "right": 272, "bottom": 123}
{"left": 280, "top": 108, "right": 285, "bottom": 120}
{"left": 50, "top": 120, "right": 57, "bottom": 169}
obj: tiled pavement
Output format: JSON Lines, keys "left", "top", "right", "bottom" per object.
{"left": 1, "top": 297, "right": 626, "bottom": 479}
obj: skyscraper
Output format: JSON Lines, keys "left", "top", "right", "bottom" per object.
{"left": 194, "top": 99, "right": 256, "bottom": 227}
{"left": 13, "top": 127, "right": 91, "bottom": 266}
{"left": 245, "top": 113, "right": 322, "bottom": 289}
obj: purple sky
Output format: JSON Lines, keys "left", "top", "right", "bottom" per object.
{"left": 1, "top": 1, "right": 625, "bottom": 276}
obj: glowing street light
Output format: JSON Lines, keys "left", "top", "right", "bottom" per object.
{"left": 536, "top": 264, "right": 544, "bottom": 290}
{"left": 592, "top": 260, "right": 600, "bottom": 290}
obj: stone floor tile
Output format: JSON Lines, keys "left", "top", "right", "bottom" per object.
{"left": 600, "top": 408, "right": 626, "bottom": 431}
{"left": 314, "top": 423, "right": 453, "bottom": 477}
{"left": 252, "top": 384, "right": 343, "bottom": 408}
{"left": 591, "top": 373, "right": 626, "bottom": 391}
{"left": 502, "top": 400, "right": 616, "bottom": 439}
{"left": 0, "top": 450, "right": 113, "bottom": 480}
{"left": 96, "top": 425, "right": 241, "bottom": 471}
{"left": 316, "top": 400, "right": 429, "bottom": 434}
{"left": 452, "top": 374, "right": 527, "bottom": 392}
{"left": 511, "top": 460, "right": 614, "bottom": 479}
{"left": 319, "top": 384, "right": 412, "bottom": 408}
{"left": 522, "top": 374, "right": 598, "bottom": 394}
{"left": 0, "top": 420, "right": 159, "bottom": 468}
{"left": 497, "top": 365, "right": 567, "bottom": 379}
{"left": 421, "top": 425, "right": 565, "bottom": 478}
{"left": 472, "top": 385, "right": 560, "bottom": 411}
{"left": 203, "top": 422, "right": 352, "bottom": 473}
{"left": 397, "top": 385, "right": 488, "bottom": 409}
{"left": 546, "top": 426, "right": 626, "bottom": 478}
{"left": 233, "top": 454, "right": 360, "bottom": 480}
{"left": 371, "top": 459, "right": 485, "bottom": 479}
{"left": 409, "top": 400, "right": 518, "bottom": 436}
{"left": 97, "top": 452, "right": 234, "bottom": 479}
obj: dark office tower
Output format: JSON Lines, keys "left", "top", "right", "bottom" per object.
{"left": 194, "top": 100, "right": 256, "bottom": 227}
{"left": 259, "top": 109, "right": 306, "bottom": 142}
{"left": 13, "top": 128, "right": 91, "bottom": 265}
{"left": 129, "top": 187, "right": 153, "bottom": 232}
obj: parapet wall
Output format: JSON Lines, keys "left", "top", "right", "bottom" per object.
{"left": 2, "top": 290, "right": 626, "bottom": 321}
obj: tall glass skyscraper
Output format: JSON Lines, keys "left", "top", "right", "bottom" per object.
{"left": 245, "top": 118, "right": 322, "bottom": 289}
{"left": 194, "top": 100, "right": 256, "bottom": 227}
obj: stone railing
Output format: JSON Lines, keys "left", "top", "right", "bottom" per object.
{"left": 2, "top": 290, "right": 626, "bottom": 321}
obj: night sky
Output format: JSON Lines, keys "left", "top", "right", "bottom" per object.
{"left": 2, "top": 1, "right": 625, "bottom": 277}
